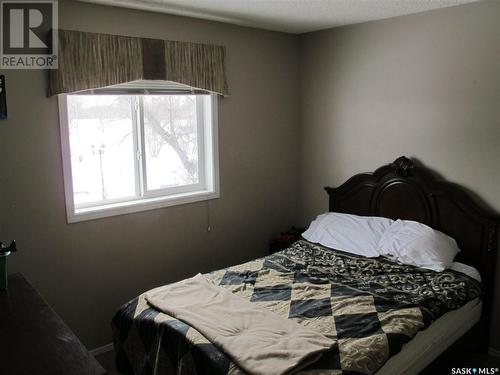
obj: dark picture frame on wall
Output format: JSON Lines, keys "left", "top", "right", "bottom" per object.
{"left": 0, "top": 75, "right": 6, "bottom": 119}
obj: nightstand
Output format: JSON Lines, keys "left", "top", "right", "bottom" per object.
{"left": 269, "top": 226, "right": 305, "bottom": 254}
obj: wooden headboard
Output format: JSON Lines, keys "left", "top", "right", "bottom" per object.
{"left": 325, "top": 156, "right": 499, "bottom": 349}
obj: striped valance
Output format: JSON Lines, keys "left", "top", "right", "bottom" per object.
{"left": 48, "top": 30, "right": 228, "bottom": 96}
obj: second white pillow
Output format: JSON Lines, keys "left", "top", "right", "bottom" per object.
{"left": 377, "top": 219, "right": 460, "bottom": 271}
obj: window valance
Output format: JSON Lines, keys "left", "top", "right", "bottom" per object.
{"left": 48, "top": 30, "right": 228, "bottom": 96}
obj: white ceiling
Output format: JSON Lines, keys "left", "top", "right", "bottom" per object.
{"left": 79, "top": 0, "right": 478, "bottom": 34}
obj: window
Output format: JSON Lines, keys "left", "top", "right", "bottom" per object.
{"left": 58, "top": 82, "right": 219, "bottom": 223}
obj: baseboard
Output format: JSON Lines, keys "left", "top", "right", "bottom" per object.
{"left": 489, "top": 347, "right": 500, "bottom": 359}
{"left": 90, "top": 343, "right": 114, "bottom": 356}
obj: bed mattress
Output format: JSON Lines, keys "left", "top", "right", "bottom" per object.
{"left": 112, "top": 240, "right": 481, "bottom": 375}
{"left": 378, "top": 297, "right": 481, "bottom": 374}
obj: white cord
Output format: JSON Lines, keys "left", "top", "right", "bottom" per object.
{"left": 206, "top": 198, "right": 211, "bottom": 232}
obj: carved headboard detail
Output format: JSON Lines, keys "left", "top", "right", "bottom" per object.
{"left": 325, "top": 156, "right": 499, "bottom": 349}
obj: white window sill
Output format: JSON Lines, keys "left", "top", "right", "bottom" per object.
{"left": 67, "top": 190, "right": 219, "bottom": 223}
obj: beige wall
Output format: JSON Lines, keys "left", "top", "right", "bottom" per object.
{"left": 299, "top": 1, "right": 500, "bottom": 348}
{"left": 0, "top": 0, "right": 300, "bottom": 348}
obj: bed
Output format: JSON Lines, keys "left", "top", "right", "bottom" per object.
{"left": 112, "top": 156, "right": 499, "bottom": 375}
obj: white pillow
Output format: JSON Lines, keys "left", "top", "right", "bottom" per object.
{"left": 377, "top": 219, "right": 460, "bottom": 271}
{"left": 302, "top": 212, "right": 394, "bottom": 257}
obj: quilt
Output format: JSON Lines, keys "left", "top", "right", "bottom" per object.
{"left": 112, "top": 240, "right": 481, "bottom": 375}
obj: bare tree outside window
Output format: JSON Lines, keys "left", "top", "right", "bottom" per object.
{"left": 143, "top": 95, "right": 199, "bottom": 189}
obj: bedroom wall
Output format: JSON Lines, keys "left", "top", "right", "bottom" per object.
{"left": 298, "top": 0, "right": 500, "bottom": 350}
{"left": 0, "top": 0, "right": 300, "bottom": 348}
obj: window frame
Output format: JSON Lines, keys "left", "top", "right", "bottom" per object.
{"left": 58, "top": 91, "right": 219, "bottom": 223}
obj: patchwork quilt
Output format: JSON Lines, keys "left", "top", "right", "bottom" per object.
{"left": 112, "top": 240, "right": 481, "bottom": 375}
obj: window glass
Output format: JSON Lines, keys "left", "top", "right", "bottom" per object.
{"left": 142, "top": 95, "right": 200, "bottom": 190}
{"left": 67, "top": 95, "right": 136, "bottom": 206}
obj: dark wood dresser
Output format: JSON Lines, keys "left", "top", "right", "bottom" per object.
{"left": 0, "top": 273, "right": 106, "bottom": 375}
